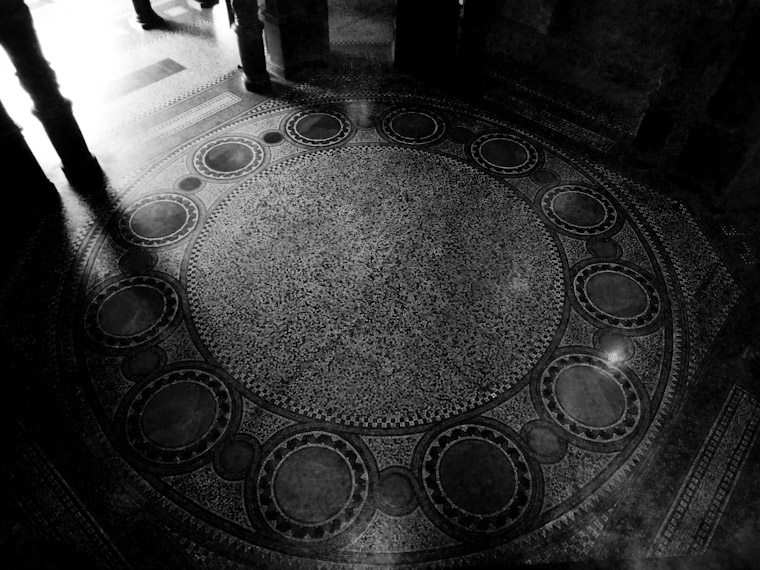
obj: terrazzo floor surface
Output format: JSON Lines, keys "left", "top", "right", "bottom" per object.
{"left": 2, "top": 2, "right": 760, "bottom": 570}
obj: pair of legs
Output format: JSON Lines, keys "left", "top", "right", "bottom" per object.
{"left": 131, "top": 0, "right": 221, "bottom": 30}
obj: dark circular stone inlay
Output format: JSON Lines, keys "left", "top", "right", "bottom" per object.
{"left": 555, "top": 366, "right": 626, "bottom": 427}
{"left": 119, "top": 251, "right": 157, "bottom": 273}
{"left": 448, "top": 126, "right": 473, "bottom": 144}
{"left": 481, "top": 139, "right": 529, "bottom": 168}
{"left": 438, "top": 440, "right": 514, "bottom": 515}
{"left": 97, "top": 286, "right": 165, "bottom": 337}
{"left": 295, "top": 114, "right": 342, "bottom": 141}
{"left": 587, "top": 238, "right": 620, "bottom": 258}
{"left": 125, "top": 347, "right": 163, "bottom": 378}
{"left": 553, "top": 192, "right": 606, "bottom": 227}
{"left": 586, "top": 272, "right": 649, "bottom": 318}
{"left": 178, "top": 176, "right": 202, "bottom": 191}
{"left": 262, "top": 131, "right": 284, "bottom": 144}
{"left": 141, "top": 382, "right": 217, "bottom": 448}
{"left": 525, "top": 424, "right": 566, "bottom": 461}
{"left": 391, "top": 112, "right": 437, "bottom": 139}
{"left": 595, "top": 331, "right": 635, "bottom": 362}
{"left": 219, "top": 439, "right": 256, "bottom": 474}
{"left": 532, "top": 169, "right": 558, "bottom": 184}
{"left": 204, "top": 142, "right": 255, "bottom": 173}
{"left": 273, "top": 446, "right": 352, "bottom": 524}
{"left": 130, "top": 200, "right": 188, "bottom": 239}
{"left": 379, "top": 470, "right": 416, "bottom": 513}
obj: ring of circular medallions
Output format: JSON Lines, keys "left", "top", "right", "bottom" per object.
{"left": 84, "top": 275, "right": 181, "bottom": 352}
{"left": 193, "top": 136, "right": 265, "bottom": 179}
{"left": 117, "top": 193, "right": 200, "bottom": 249}
{"left": 417, "top": 421, "right": 539, "bottom": 540}
{"left": 250, "top": 429, "right": 375, "bottom": 545}
{"left": 119, "top": 367, "right": 237, "bottom": 471}
{"left": 469, "top": 131, "right": 542, "bottom": 176}
{"left": 535, "top": 351, "right": 649, "bottom": 451}
{"left": 379, "top": 106, "right": 447, "bottom": 146}
{"left": 573, "top": 261, "right": 663, "bottom": 331}
{"left": 540, "top": 184, "right": 619, "bottom": 237}
{"left": 284, "top": 108, "right": 353, "bottom": 148}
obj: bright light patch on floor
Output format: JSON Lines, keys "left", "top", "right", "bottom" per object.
{"left": 163, "top": 6, "right": 189, "bottom": 17}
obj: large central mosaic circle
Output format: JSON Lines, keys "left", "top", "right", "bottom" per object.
{"left": 187, "top": 146, "right": 563, "bottom": 427}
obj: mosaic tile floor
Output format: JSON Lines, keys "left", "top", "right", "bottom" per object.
{"left": 41, "top": 74, "right": 750, "bottom": 567}
{"left": 2, "top": 2, "right": 760, "bottom": 569}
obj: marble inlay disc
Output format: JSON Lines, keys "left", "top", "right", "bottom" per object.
{"left": 438, "top": 439, "right": 515, "bottom": 515}
{"left": 98, "top": 286, "right": 165, "bottom": 337}
{"left": 554, "top": 365, "right": 626, "bottom": 427}
{"left": 141, "top": 382, "right": 217, "bottom": 448}
{"left": 188, "top": 147, "right": 563, "bottom": 427}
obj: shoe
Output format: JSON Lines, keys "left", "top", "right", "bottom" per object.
{"left": 136, "top": 13, "right": 168, "bottom": 30}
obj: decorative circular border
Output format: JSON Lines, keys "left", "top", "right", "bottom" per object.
{"left": 470, "top": 132, "right": 541, "bottom": 176}
{"left": 255, "top": 431, "right": 370, "bottom": 543}
{"left": 541, "top": 184, "right": 618, "bottom": 236}
{"left": 193, "top": 136, "right": 265, "bottom": 179}
{"left": 573, "top": 262, "right": 662, "bottom": 330}
{"left": 84, "top": 276, "right": 180, "bottom": 350}
{"left": 123, "top": 368, "right": 233, "bottom": 466}
{"left": 118, "top": 193, "right": 200, "bottom": 248}
{"left": 284, "top": 108, "right": 352, "bottom": 148}
{"left": 421, "top": 424, "right": 534, "bottom": 535}
{"left": 185, "top": 146, "right": 565, "bottom": 430}
{"left": 379, "top": 106, "right": 446, "bottom": 146}
{"left": 538, "top": 353, "right": 642, "bottom": 445}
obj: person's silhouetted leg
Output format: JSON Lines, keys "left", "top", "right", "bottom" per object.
{"left": 131, "top": 0, "right": 167, "bottom": 30}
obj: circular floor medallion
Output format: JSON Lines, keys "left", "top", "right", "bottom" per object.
{"left": 422, "top": 424, "right": 533, "bottom": 534}
{"left": 215, "top": 435, "right": 259, "bottom": 480}
{"left": 193, "top": 136, "right": 264, "bottom": 179}
{"left": 593, "top": 329, "right": 635, "bottom": 362}
{"left": 187, "top": 146, "right": 563, "bottom": 428}
{"left": 255, "top": 431, "right": 369, "bottom": 542}
{"left": 521, "top": 420, "right": 568, "bottom": 463}
{"left": 377, "top": 467, "right": 418, "bottom": 516}
{"left": 176, "top": 175, "right": 204, "bottom": 193}
{"left": 380, "top": 107, "right": 446, "bottom": 145}
{"left": 124, "top": 369, "right": 232, "bottom": 465}
{"left": 85, "top": 276, "right": 179, "bottom": 349}
{"left": 471, "top": 133, "right": 540, "bottom": 176}
{"left": 122, "top": 346, "right": 166, "bottom": 381}
{"left": 119, "top": 194, "right": 199, "bottom": 248}
{"left": 539, "top": 354, "right": 642, "bottom": 444}
{"left": 285, "top": 109, "right": 352, "bottom": 147}
{"left": 574, "top": 263, "right": 661, "bottom": 329}
{"left": 542, "top": 185, "right": 618, "bottom": 236}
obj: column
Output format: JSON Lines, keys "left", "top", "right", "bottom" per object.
{"left": 676, "top": 12, "right": 760, "bottom": 205}
{"left": 230, "top": 0, "right": 271, "bottom": 91}
{"left": 393, "top": 0, "right": 460, "bottom": 84}
{"left": 627, "top": 2, "right": 745, "bottom": 167}
{"left": 0, "top": 0, "right": 103, "bottom": 188}
{"left": 458, "top": 0, "right": 498, "bottom": 91}
{"left": 260, "top": 0, "right": 329, "bottom": 80}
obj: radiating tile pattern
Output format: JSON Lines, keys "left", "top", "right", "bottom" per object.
{"left": 649, "top": 385, "right": 760, "bottom": 557}
{"left": 53, "top": 76, "right": 742, "bottom": 568}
